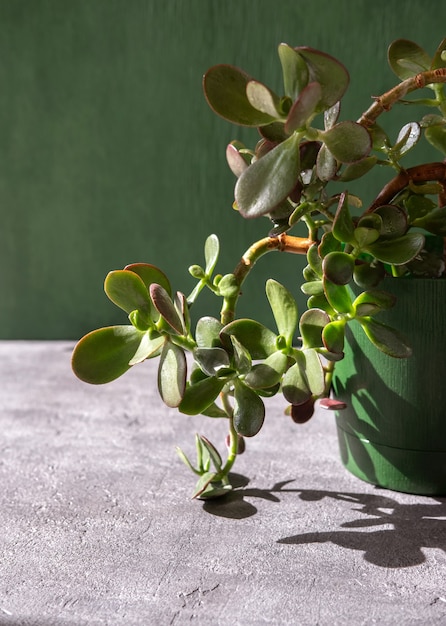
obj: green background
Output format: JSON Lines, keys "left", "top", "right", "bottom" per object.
{"left": 2, "top": 0, "right": 445, "bottom": 339}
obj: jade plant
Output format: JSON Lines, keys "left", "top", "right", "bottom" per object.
{"left": 72, "top": 39, "right": 446, "bottom": 499}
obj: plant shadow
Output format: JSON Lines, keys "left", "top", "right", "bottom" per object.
{"left": 203, "top": 476, "right": 446, "bottom": 568}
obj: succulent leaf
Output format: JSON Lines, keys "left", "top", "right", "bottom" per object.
{"left": 233, "top": 379, "right": 265, "bottom": 437}
{"left": 158, "top": 342, "right": 187, "bottom": 408}
{"left": 278, "top": 43, "right": 309, "bottom": 100}
{"left": 388, "top": 39, "right": 431, "bottom": 80}
{"left": 266, "top": 279, "right": 298, "bottom": 345}
{"left": 235, "top": 132, "right": 301, "bottom": 218}
{"left": 221, "top": 319, "right": 277, "bottom": 359}
{"left": 203, "top": 64, "right": 276, "bottom": 126}
{"left": 72, "top": 325, "right": 151, "bottom": 384}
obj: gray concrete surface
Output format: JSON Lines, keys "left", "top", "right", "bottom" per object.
{"left": 1, "top": 341, "right": 445, "bottom": 626}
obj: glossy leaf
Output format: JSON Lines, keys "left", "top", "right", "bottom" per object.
{"left": 124, "top": 263, "right": 171, "bottom": 295}
{"left": 226, "top": 142, "right": 250, "bottom": 177}
{"left": 235, "top": 132, "right": 301, "bottom": 218}
{"left": 104, "top": 270, "right": 152, "bottom": 318}
{"left": 150, "top": 284, "right": 184, "bottom": 334}
{"left": 199, "top": 435, "right": 222, "bottom": 471}
{"left": 322, "top": 320, "right": 345, "bottom": 355}
{"left": 218, "top": 273, "right": 240, "bottom": 298}
{"left": 307, "top": 243, "right": 323, "bottom": 277}
{"left": 316, "top": 144, "right": 337, "bottom": 181}
{"left": 322, "top": 121, "right": 371, "bottom": 163}
{"left": 233, "top": 379, "right": 265, "bottom": 437}
{"left": 303, "top": 349, "right": 325, "bottom": 396}
{"left": 318, "top": 231, "right": 342, "bottom": 257}
{"left": 285, "top": 81, "right": 322, "bottom": 133}
{"left": 221, "top": 319, "right": 277, "bottom": 359}
{"left": 372, "top": 205, "right": 407, "bottom": 239}
{"left": 244, "top": 351, "right": 288, "bottom": 389}
{"left": 296, "top": 47, "right": 349, "bottom": 111}
{"left": 353, "top": 262, "right": 385, "bottom": 289}
{"left": 203, "top": 64, "right": 275, "bottom": 126}
{"left": 157, "top": 342, "right": 186, "bottom": 408}
{"left": 366, "top": 233, "right": 425, "bottom": 265}
{"left": 195, "top": 316, "right": 223, "bottom": 348}
{"left": 353, "top": 226, "right": 380, "bottom": 247}
{"left": 72, "top": 325, "right": 147, "bottom": 384}
{"left": 359, "top": 318, "right": 412, "bottom": 358}
{"left": 204, "top": 234, "right": 220, "bottom": 275}
{"left": 246, "top": 80, "right": 282, "bottom": 118}
{"left": 194, "top": 347, "right": 230, "bottom": 377}
{"left": 339, "top": 156, "right": 378, "bottom": 182}
{"left": 129, "top": 333, "right": 165, "bottom": 366}
{"left": 306, "top": 293, "right": 335, "bottom": 316}
{"left": 230, "top": 335, "right": 252, "bottom": 376}
{"left": 282, "top": 359, "right": 311, "bottom": 405}
{"left": 323, "top": 278, "right": 354, "bottom": 315}
{"left": 412, "top": 205, "right": 446, "bottom": 236}
{"left": 278, "top": 43, "right": 309, "bottom": 100}
{"left": 299, "top": 308, "right": 330, "bottom": 349}
{"left": 266, "top": 279, "right": 298, "bottom": 345}
{"left": 322, "top": 251, "right": 354, "bottom": 285}
{"left": 353, "top": 289, "right": 396, "bottom": 316}
{"left": 332, "top": 192, "right": 356, "bottom": 244}
{"left": 392, "top": 122, "right": 421, "bottom": 159}
{"left": 324, "top": 101, "right": 340, "bottom": 130}
{"left": 300, "top": 279, "right": 324, "bottom": 296}
{"left": 179, "top": 377, "right": 226, "bottom": 415}
{"left": 290, "top": 397, "right": 315, "bottom": 423}
{"left": 388, "top": 39, "right": 431, "bottom": 80}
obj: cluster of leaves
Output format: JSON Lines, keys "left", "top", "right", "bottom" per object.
{"left": 203, "top": 38, "right": 446, "bottom": 240}
{"left": 72, "top": 38, "right": 446, "bottom": 499}
{"left": 72, "top": 234, "right": 337, "bottom": 498}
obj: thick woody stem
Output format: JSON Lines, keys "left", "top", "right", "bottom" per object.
{"left": 358, "top": 68, "right": 446, "bottom": 128}
{"left": 365, "top": 162, "right": 446, "bottom": 213}
{"left": 220, "top": 234, "right": 314, "bottom": 325}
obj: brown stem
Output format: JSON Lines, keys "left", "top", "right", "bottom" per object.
{"left": 365, "top": 162, "right": 446, "bottom": 213}
{"left": 358, "top": 68, "right": 446, "bottom": 128}
{"left": 220, "top": 234, "right": 314, "bottom": 325}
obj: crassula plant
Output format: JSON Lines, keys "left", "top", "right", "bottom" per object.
{"left": 72, "top": 39, "right": 446, "bottom": 499}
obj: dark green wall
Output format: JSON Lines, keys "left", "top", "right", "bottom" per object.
{"left": 1, "top": 0, "right": 445, "bottom": 338}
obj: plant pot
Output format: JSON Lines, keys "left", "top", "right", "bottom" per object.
{"left": 332, "top": 276, "right": 446, "bottom": 496}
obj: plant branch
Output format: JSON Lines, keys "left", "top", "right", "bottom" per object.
{"left": 220, "top": 234, "right": 315, "bottom": 325}
{"left": 358, "top": 68, "right": 446, "bottom": 128}
{"left": 365, "top": 162, "right": 446, "bottom": 213}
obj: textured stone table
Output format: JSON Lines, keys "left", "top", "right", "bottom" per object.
{"left": 1, "top": 342, "right": 445, "bottom": 625}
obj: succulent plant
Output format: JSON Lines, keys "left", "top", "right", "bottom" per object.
{"left": 72, "top": 38, "right": 446, "bottom": 499}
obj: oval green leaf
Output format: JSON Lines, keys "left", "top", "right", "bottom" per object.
{"left": 158, "top": 342, "right": 187, "bottom": 408}
{"left": 266, "top": 279, "right": 298, "bottom": 344}
{"left": 235, "top": 132, "right": 301, "bottom": 219}
{"left": 104, "top": 270, "right": 152, "bottom": 317}
{"left": 295, "top": 47, "right": 349, "bottom": 111}
{"left": 299, "top": 308, "right": 330, "bottom": 349}
{"left": 72, "top": 325, "right": 148, "bottom": 384}
{"left": 359, "top": 318, "right": 412, "bottom": 358}
{"left": 233, "top": 379, "right": 265, "bottom": 437}
{"left": 221, "top": 319, "right": 277, "bottom": 359}
{"left": 179, "top": 376, "right": 226, "bottom": 416}
{"left": 388, "top": 39, "right": 431, "bottom": 80}
{"left": 203, "top": 64, "right": 275, "bottom": 127}
{"left": 322, "top": 121, "right": 371, "bottom": 163}
{"left": 366, "top": 233, "right": 425, "bottom": 265}
{"left": 150, "top": 283, "right": 184, "bottom": 334}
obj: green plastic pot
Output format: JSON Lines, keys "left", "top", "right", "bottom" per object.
{"left": 332, "top": 276, "right": 446, "bottom": 496}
